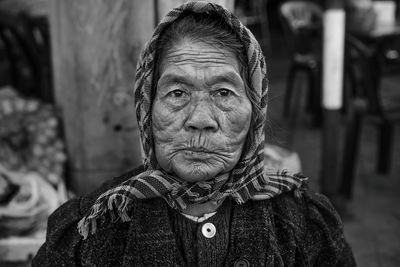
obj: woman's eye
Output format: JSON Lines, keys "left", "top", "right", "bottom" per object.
{"left": 167, "top": 89, "right": 186, "bottom": 98}
{"left": 214, "top": 88, "right": 233, "bottom": 97}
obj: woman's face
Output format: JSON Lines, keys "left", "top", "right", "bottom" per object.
{"left": 152, "top": 40, "right": 252, "bottom": 182}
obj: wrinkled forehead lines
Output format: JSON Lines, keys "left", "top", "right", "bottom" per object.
{"left": 164, "top": 44, "right": 235, "bottom": 62}
{"left": 158, "top": 39, "right": 242, "bottom": 80}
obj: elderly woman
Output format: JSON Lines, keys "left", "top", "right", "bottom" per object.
{"left": 33, "top": 2, "right": 355, "bottom": 266}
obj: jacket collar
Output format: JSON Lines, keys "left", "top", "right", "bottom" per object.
{"left": 121, "top": 198, "right": 285, "bottom": 266}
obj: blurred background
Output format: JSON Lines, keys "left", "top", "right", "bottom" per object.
{"left": 0, "top": 0, "right": 399, "bottom": 266}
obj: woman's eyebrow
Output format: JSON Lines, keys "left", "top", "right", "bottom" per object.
{"left": 205, "top": 71, "right": 243, "bottom": 87}
{"left": 158, "top": 73, "right": 193, "bottom": 86}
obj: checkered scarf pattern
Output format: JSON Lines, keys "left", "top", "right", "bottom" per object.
{"left": 78, "top": 1, "right": 307, "bottom": 239}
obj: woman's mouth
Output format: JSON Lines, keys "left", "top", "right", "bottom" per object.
{"left": 185, "top": 147, "right": 212, "bottom": 153}
{"left": 181, "top": 147, "right": 214, "bottom": 160}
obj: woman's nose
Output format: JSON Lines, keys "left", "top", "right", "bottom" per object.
{"left": 185, "top": 101, "right": 218, "bottom": 132}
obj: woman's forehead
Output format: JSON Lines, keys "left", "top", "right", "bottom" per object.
{"left": 159, "top": 40, "right": 241, "bottom": 77}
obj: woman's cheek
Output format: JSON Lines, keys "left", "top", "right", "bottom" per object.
{"left": 224, "top": 101, "right": 252, "bottom": 137}
{"left": 152, "top": 100, "right": 183, "bottom": 137}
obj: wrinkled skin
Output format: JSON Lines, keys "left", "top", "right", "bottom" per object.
{"left": 152, "top": 40, "right": 252, "bottom": 183}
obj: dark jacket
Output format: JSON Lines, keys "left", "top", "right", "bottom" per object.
{"left": 33, "top": 166, "right": 355, "bottom": 266}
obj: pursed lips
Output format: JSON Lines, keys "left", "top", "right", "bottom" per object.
{"left": 184, "top": 147, "right": 212, "bottom": 153}
{"left": 179, "top": 147, "right": 217, "bottom": 160}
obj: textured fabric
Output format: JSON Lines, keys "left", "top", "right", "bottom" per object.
{"left": 32, "top": 167, "right": 356, "bottom": 266}
{"left": 78, "top": 1, "right": 308, "bottom": 239}
{"left": 168, "top": 199, "right": 232, "bottom": 266}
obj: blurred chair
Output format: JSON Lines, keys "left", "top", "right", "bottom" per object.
{"left": 278, "top": 1, "right": 323, "bottom": 125}
{"left": 0, "top": 11, "right": 52, "bottom": 102}
{"left": 340, "top": 35, "right": 400, "bottom": 198}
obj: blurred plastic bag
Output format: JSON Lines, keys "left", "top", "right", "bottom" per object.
{"left": 0, "top": 162, "right": 65, "bottom": 237}
{"left": 264, "top": 143, "right": 302, "bottom": 174}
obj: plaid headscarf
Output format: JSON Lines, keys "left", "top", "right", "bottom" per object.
{"left": 78, "top": 1, "right": 307, "bottom": 239}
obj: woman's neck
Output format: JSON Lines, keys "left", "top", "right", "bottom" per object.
{"left": 181, "top": 200, "right": 224, "bottom": 217}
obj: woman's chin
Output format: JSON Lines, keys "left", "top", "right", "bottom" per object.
{"left": 172, "top": 162, "right": 222, "bottom": 183}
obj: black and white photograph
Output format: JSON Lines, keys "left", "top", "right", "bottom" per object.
{"left": 0, "top": 0, "right": 399, "bottom": 266}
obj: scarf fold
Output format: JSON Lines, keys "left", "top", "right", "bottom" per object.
{"left": 78, "top": 1, "right": 308, "bottom": 239}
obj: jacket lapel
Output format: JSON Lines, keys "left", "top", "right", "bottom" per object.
{"left": 122, "top": 198, "right": 184, "bottom": 266}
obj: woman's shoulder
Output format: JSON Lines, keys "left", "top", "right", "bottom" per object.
{"left": 47, "top": 165, "right": 145, "bottom": 238}
{"left": 79, "top": 165, "right": 144, "bottom": 213}
{"left": 263, "top": 190, "right": 345, "bottom": 239}
{"left": 46, "top": 165, "right": 144, "bottom": 223}
{"left": 32, "top": 165, "right": 144, "bottom": 266}
{"left": 269, "top": 190, "right": 342, "bottom": 224}
{"left": 261, "top": 190, "right": 355, "bottom": 266}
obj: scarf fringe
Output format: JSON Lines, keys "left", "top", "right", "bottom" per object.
{"left": 77, "top": 194, "right": 133, "bottom": 240}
